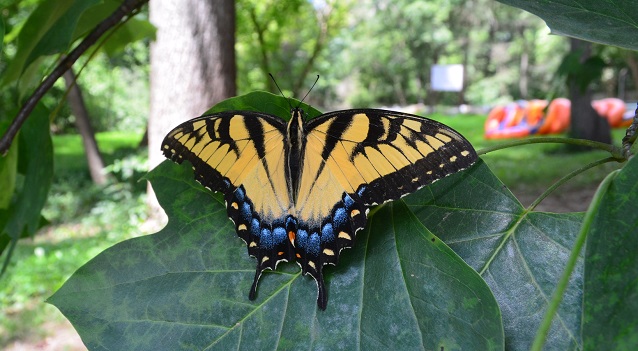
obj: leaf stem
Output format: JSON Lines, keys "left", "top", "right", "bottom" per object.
{"left": 527, "top": 157, "right": 617, "bottom": 211}
{"left": 478, "top": 137, "right": 623, "bottom": 160}
{"left": 530, "top": 169, "right": 619, "bottom": 351}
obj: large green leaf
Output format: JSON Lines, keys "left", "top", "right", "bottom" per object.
{"left": 73, "top": 0, "right": 156, "bottom": 57}
{"left": 405, "top": 161, "right": 585, "bottom": 350}
{"left": 101, "top": 18, "right": 156, "bottom": 57}
{"left": 497, "top": 0, "right": 638, "bottom": 50}
{"left": 582, "top": 156, "right": 638, "bottom": 350}
{"left": 204, "top": 90, "right": 322, "bottom": 119}
{"left": 49, "top": 92, "right": 503, "bottom": 350}
{"left": 0, "top": 103, "right": 53, "bottom": 270}
{"left": 1, "top": 0, "right": 101, "bottom": 87}
{"left": 49, "top": 160, "right": 503, "bottom": 350}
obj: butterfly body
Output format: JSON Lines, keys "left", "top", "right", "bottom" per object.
{"left": 162, "top": 107, "right": 477, "bottom": 310}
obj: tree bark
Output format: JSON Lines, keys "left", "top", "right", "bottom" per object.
{"left": 63, "top": 69, "right": 108, "bottom": 185}
{"left": 567, "top": 38, "right": 611, "bottom": 146}
{"left": 148, "top": 0, "right": 236, "bottom": 221}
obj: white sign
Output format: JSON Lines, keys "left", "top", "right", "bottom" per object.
{"left": 431, "top": 64, "right": 464, "bottom": 92}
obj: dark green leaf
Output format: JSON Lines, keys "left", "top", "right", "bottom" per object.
{"left": 1, "top": 0, "right": 101, "bottom": 86}
{"left": 206, "top": 91, "right": 322, "bottom": 120}
{"left": 583, "top": 156, "right": 638, "bottom": 350}
{"left": 72, "top": 0, "right": 121, "bottom": 39}
{"left": 497, "top": 0, "right": 638, "bottom": 50}
{"left": 405, "top": 161, "right": 584, "bottom": 350}
{"left": 1, "top": 103, "right": 53, "bottom": 271}
{"left": 72, "top": 0, "right": 156, "bottom": 57}
{"left": 49, "top": 160, "right": 503, "bottom": 350}
{"left": 0, "top": 16, "right": 4, "bottom": 56}
{"left": 101, "top": 18, "right": 156, "bottom": 57}
{"left": 0, "top": 119, "right": 17, "bottom": 209}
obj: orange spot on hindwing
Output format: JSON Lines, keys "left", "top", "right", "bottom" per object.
{"left": 288, "top": 231, "right": 296, "bottom": 246}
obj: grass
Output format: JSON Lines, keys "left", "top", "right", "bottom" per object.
{"left": 52, "top": 131, "right": 145, "bottom": 174}
{"left": 1, "top": 131, "right": 147, "bottom": 347}
{"left": 0, "top": 117, "right": 630, "bottom": 347}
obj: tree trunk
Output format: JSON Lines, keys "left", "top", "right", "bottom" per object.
{"left": 63, "top": 69, "right": 108, "bottom": 185}
{"left": 567, "top": 38, "right": 611, "bottom": 146}
{"left": 148, "top": 0, "right": 236, "bottom": 221}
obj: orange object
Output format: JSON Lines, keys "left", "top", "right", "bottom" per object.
{"left": 485, "top": 97, "right": 629, "bottom": 139}
{"left": 484, "top": 102, "right": 532, "bottom": 139}
{"left": 592, "top": 98, "right": 630, "bottom": 127}
{"left": 525, "top": 99, "right": 548, "bottom": 126}
{"left": 536, "top": 98, "right": 570, "bottom": 135}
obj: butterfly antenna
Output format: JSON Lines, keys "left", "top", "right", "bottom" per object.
{"left": 269, "top": 73, "right": 293, "bottom": 110}
{"left": 298, "top": 74, "right": 320, "bottom": 108}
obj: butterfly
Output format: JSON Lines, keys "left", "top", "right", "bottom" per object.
{"left": 161, "top": 102, "right": 477, "bottom": 310}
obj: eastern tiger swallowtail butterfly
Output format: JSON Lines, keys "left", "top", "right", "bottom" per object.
{"left": 162, "top": 104, "right": 477, "bottom": 310}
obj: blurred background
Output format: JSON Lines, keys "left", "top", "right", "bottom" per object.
{"left": 0, "top": 0, "right": 632, "bottom": 349}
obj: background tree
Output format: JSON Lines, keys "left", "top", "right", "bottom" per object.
{"left": 63, "top": 68, "right": 108, "bottom": 185}
{"left": 236, "top": 0, "right": 349, "bottom": 100}
{"left": 561, "top": 38, "right": 611, "bottom": 145}
{"left": 147, "top": 0, "right": 236, "bottom": 219}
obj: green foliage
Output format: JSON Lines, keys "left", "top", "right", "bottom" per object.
{"left": 49, "top": 91, "right": 634, "bottom": 350}
{"left": 236, "top": 0, "right": 350, "bottom": 99}
{"left": 557, "top": 51, "right": 606, "bottom": 93}
{"left": 583, "top": 156, "right": 638, "bottom": 349}
{"left": 0, "top": 0, "right": 98, "bottom": 90}
{"left": 205, "top": 90, "right": 322, "bottom": 119}
{"left": 0, "top": 0, "right": 152, "bottom": 273}
{"left": 70, "top": 51, "right": 150, "bottom": 133}
{"left": 1, "top": 180, "right": 147, "bottom": 347}
{"left": 407, "top": 164, "right": 585, "bottom": 350}
{"left": 0, "top": 103, "right": 52, "bottom": 272}
{"left": 0, "top": 127, "right": 147, "bottom": 346}
{"left": 0, "top": 119, "right": 17, "bottom": 209}
{"left": 331, "top": 0, "right": 569, "bottom": 106}
{"left": 496, "top": 0, "right": 638, "bottom": 51}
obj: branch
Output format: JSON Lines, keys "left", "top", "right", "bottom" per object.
{"left": 0, "top": 0, "right": 149, "bottom": 155}
{"left": 477, "top": 136, "right": 624, "bottom": 160}
{"left": 622, "top": 103, "right": 638, "bottom": 158}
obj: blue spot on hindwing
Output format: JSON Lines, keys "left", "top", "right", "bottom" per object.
{"left": 297, "top": 229, "right": 309, "bottom": 249}
{"left": 273, "top": 227, "right": 287, "bottom": 245}
{"left": 343, "top": 194, "right": 355, "bottom": 208}
{"left": 321, "top": 223, "right": 335, "bottom": 243}
{"left": 261, "top": 228, "right": 274, "bottom": 249}
{"left": 235, "top": 187, "right": 245, "bottom": 202}
{"left": 333, "top": 208, "right": 347, "bottom": 228}
{"left": 241, "top": 203, "right": 251, "bottom": 222}
{"left": 308, "top": 233, "right": 321, "bottom": 256}
{"left": 251, "top": 219, "right": 260, "bottom": 237}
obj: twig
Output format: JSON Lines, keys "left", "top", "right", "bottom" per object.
{"left": 530, "top": 169, "right": 619, "bottom": 351}
{"left": 0, "top": 0, "right": 149, "bottom": 155}
{"left": 621, "top": 103, "right": 638, "bottom": 158}
{"left": 478, "top": 137, "right": 623, "bottom": 159}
